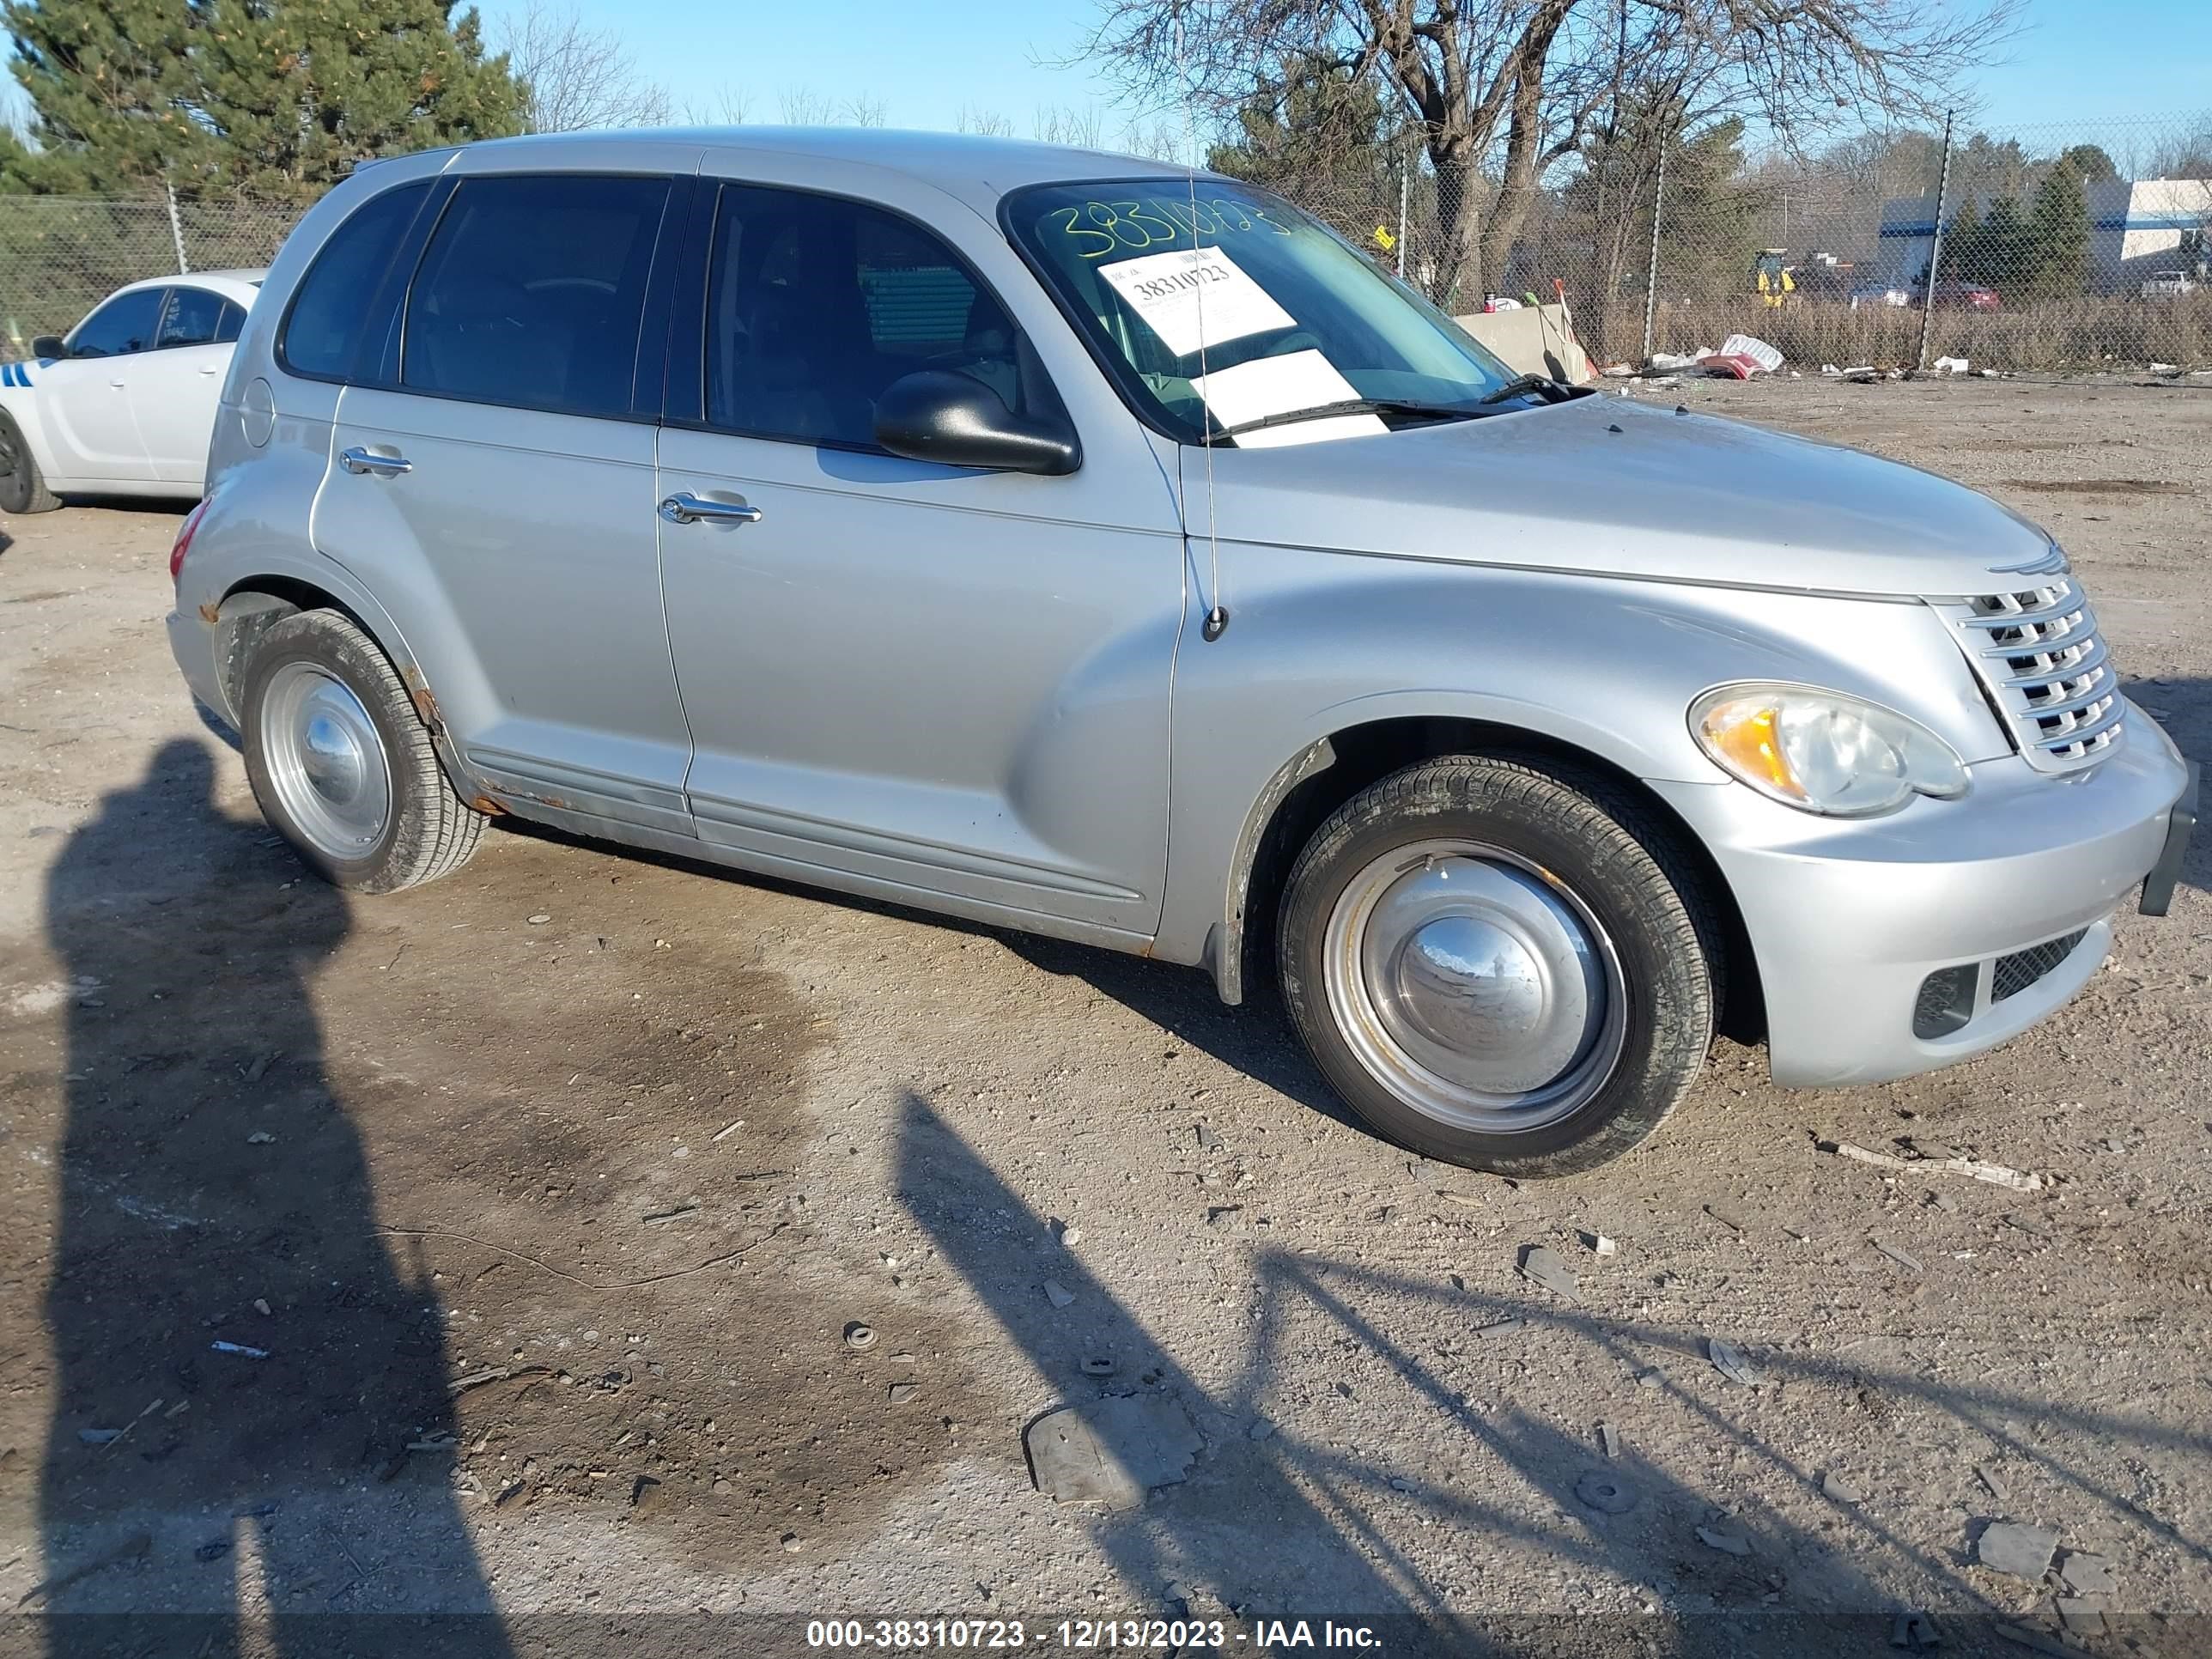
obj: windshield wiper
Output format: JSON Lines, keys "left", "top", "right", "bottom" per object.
{"left": 1474, "top": 373, "right": 1584, "bottom": 406}
{"left": 1212, "top": 397, "right": 1479, "bottom": 441}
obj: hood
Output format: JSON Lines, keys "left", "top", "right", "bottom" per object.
{"left": 1202, "top": 392, "right": 2054, "bottom": 599}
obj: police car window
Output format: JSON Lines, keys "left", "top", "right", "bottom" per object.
{"left": 158, "top": 288, "right": 228, "bottom": 349}
{"left": 70, "top": 289, "right": 165, "bottom": 359}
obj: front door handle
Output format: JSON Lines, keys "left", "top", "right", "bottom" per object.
{"left": 659, "top": 491, "right": 763, "bottom": 526}
{"left": 340, "top": 445, "right": 412, "bottom": 477}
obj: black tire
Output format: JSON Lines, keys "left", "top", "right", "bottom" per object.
{"left": 1277, "top": 754, "right": 1719, "bottom": 1178}
{"left": 240, "top": 609, "right": 485, "bottom": 893}
{"left": 0, "top": 410, "right": 62, "bottom": 514}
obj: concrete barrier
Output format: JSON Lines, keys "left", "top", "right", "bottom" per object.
{"left": 1454, "top": 303, "right": 1597, "bottom": 383}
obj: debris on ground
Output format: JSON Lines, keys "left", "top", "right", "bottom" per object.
{"left": 15, "top": 1530, "right": 151, "bottom": 1607}
{"left": 641, "top": 1203, "right": 697, "bottom": 1225}
{"left": 1575, "top": 1469, "right": 1637, "bottom": 1514}
{"left": 1577, "top": 1230, "right": 1618, "bottom": 1257}
{"left": 1977, "top": 1463, "right": 2009, "bottom": 1502}
{"left": 1247, "top": 1418, "right": 1275, "bottom": 1441}
{"left": 1933, "top": 356, "right": 1971, "bottom": 374}
{"left": 1474, "top": 1317, "right": 1522, "bottom": 1339}
{"left": 1871, "top": 1237, "right": 1925, "bottom": 1275}
{"left": 75, "top": 1428, "right": 121, "bottom": 1446}
{"left": 1707, "top": 1338, "right": 1764, "bottom": 1388}
{"left": 1649, "top": 350, "right": 1708, "bottom": 373}
{"left": 2058, "top": 1551, "right": 2116, "bottom": 1595}
{"left": 210, "top": 1340, "right": 267, "bottom": 1359}
{"left": 526, "top": 914, "right": 551, "bottom": 925}
{"left": 1696, "top": 1524, "right": 1752, "bottom": 1555}
{"left": 1699, "top": 352, "right": 1765, "bottom": 380}
{"left": 887, "top": 1382, "right": 918, "bottom": 1404}
{"left": 1819, "top": 1138, "right": 2044, "bottom": 1192}
{"left": 1042, "top": 1279, "right": 1076, "bottom": 1309}
{"left": 1718, "top": 333, "right": 1784, "bottom": 374}
{"left": 1517, "top": 1244, "right": 1579, "bottom": 1302}
{"left": 1081, "top": 1357, "right": 1117, "bottom": 1376}
{"left": 2055, "top": 1597, "right": 2106, "bottom": 1638}
{"left": 1025, "top": 1395, "right": 1203, "bottom": 1510}
{"left": 1890, "top": 1611, "right": 1940, "bottom": 1650}
{"left": 842, "top": 1322, "right": 876, "bottom": 1352}
{"left": 1977, "top": 1520, "right": 2061, "bottom": 1579}
{"left": 1704, "top": 1205, "right": 1745, "bottom": 1235}
{"left": 192, "top": 1537, "right": 231, "bottom": 1562}
{"left": 1993, "top": 1621, "right": 2075, "bottom": 1657}
{"left": 1821, "top": 1472, "right": 1865, "bottom": 1504}
{"left": 1597, "top": 1422, "right": 1621, "bottom": 1458}
{"left": 1195, "top": 1123, "right": 1221, "bottom": 1152}
{"left": 1634, "top": 1368, "right": 1663, "bottom": 1389}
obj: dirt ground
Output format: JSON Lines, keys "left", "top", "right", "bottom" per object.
{"left": 1, "top": 376, "right": 2207, "bottom": 1658}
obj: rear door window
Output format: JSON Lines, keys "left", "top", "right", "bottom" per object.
{"left": 69, "top": 289, "right": 165, "bottom": 358}
{"left": 157, "top": 287, "right": 230, "bottom": 349}
{"left": 280, "top": 179, "right": 434, "bottom": 380}
{"left": 402, "top": 173, "right": 671, "bottom": 419}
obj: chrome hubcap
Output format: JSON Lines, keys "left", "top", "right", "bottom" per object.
{"left": 260, "top": 664, "right": 391, "bottom": 859}
{"left": 1323, "top": 841, "right": 1626, "bottom": 1133}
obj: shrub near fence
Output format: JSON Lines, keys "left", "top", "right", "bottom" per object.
{"left": 0, "top": 195, "right": 306, "bottom": 349}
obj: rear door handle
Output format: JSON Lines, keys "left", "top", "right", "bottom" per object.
{"left": 659, "top": 491, "right": 762, "bottom": 526}
{"left": 340, "top": 445, "right": 411, "bottom": 477}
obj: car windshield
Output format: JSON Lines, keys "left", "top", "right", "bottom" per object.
{"left": 1005, "top": 178, "right": 1525, "bottom": 446}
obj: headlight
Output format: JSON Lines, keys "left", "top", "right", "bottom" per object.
{"left": 1689, "top": 683, "right": 1970, "bottom": 817}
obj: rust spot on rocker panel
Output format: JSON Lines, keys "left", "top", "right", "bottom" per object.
{"left": 198, "top": 601, "right": 220, "bottom": 624}
{"left": 469, "top": 796, "right": 509, "bottom": 817}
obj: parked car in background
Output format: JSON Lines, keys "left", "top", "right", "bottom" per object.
{"left": 1848, "top": 283, "right": 1914, "bottom": 308}
{"left": 2140, "top": 270, "right": 2199, "bottom": 299}
{"left": 0, "top": 269, "right": 264, "bottom": 513}
{"left": 1922, "top": 279, "right": 2002, "bottom": 311}
{"left": 166, "top": 132, "right": 2197, "bottom": 1177}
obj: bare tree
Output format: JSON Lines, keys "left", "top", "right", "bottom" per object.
{"left": 1085, "top": 0, "right": 2019, "bottom": 305}
{"left": 684, "top": 84, "right": 756, "bottom": 125}
{"left": 780, "top": 87, "right": 890, "bottom": 127}
{"left": 1033, "top": 106, "right": 1108, "bottom": 148}
{"left": 957, "top": 105, "right": 1018, "bottom": 137}
{"left": 498, "top": 3, "right": 674, "bottom": 133}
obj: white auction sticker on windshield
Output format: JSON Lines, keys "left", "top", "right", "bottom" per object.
{"left": 1097, "top": 246, "right": 1294, "bottom": 358}
{"left": 1190, "top": 350, "right": 1389, "bottom": 447}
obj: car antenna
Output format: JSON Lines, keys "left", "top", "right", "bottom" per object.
{"left": 1176, "top": 6, "right": 1229, "bottom": 642}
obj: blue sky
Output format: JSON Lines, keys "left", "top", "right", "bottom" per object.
{"left": 481, "top": 0, "right": 2212, "bottom": 143}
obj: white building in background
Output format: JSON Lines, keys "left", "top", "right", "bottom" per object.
{"left": 1875, "top": 177, "right": 2211, "bottom": 289}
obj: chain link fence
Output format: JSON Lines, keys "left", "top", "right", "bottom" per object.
{"left": 1284, "top": 110, "right": 2212, "bottom": 374}
{"left": 0, "top": 193, "right": 307, "bottom": 351}
{"left": 3, "top": 111, "right": 2205, "bottom": 373}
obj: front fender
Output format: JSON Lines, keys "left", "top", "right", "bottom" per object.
{"left": 1152, "top": 544, "right": 2007, "bottom": 993}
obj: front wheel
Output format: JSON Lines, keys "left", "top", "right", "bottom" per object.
{"left": 0, "top": 410, "right": 61, "bottom": 514}
{"left": 1277, "top": 755, "right": 1719, "bottom": 1177}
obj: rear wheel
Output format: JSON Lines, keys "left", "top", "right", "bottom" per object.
{"left": 0, "top": 411, "right": 61, "bottom": 514}
{"left": 241, "top": 609, "right": 485, "bottom": 892}
{"left": 1277, "top": 754, "right": 1718, "bottom": 1177}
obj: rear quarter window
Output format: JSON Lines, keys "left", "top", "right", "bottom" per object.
{"left": 279, "top": 179, "right": 434, "bottom": 380}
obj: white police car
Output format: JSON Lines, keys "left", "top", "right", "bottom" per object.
{"left": 0, "top": 269, "right": 264, "bottom": 513}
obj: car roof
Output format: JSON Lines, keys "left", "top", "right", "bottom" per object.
{"left": 460, "top": 126, "right": 1196, "bottom": 213}
{"left": 109, "top": 268, "right": 268, "bottom": 304}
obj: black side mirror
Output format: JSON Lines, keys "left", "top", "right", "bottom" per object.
{"left": 873, "top": 371, "right": 1079, "bottom": 476}
{"left": 30, "top": 335, "right": 66, "bottom": 361}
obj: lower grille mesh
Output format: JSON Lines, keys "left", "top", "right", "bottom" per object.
{"left": 1991, "top": 929, "right": 2089, "bottom": 1003}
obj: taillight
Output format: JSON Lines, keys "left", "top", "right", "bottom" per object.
{"left": 169, "top": 496, "right": 211, "bottom": 583}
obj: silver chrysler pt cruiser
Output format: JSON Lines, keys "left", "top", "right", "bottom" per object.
{"left": 165, "top": 130, "right": 2199, "bottom": 1176}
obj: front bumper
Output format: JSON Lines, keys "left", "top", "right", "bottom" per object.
{"left": 1650, "top": 703, "right": 2195, "bottom": 1088}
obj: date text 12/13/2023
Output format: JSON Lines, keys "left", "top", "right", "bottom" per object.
{"left": 803, "top": 1617, "right": 1385, "bottom": 1649}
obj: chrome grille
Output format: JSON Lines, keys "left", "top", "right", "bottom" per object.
{"left": 1935, "top": 571, "right": 2124, "bottom": 773}
{"left": 1990, "top": 928, "right": 2089, "bottom": 1003}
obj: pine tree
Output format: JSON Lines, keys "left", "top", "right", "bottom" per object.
{"left": 2023, "top": 161, "right": 2091, "bottom": 301}
{"left": 191, "top": 0, "right": 525, "bottom": 199}
{"left": 0, "top": 0, "right": 208, "bottom": 191}
{"left": 1973, "top": 195, "right": 2030, "bottom": 292}
{"left": 1, "top": 0, "right": 526, "bottom": 198}
{"left": 1936, "top": 199, "right": 1984, "bottom": 284}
